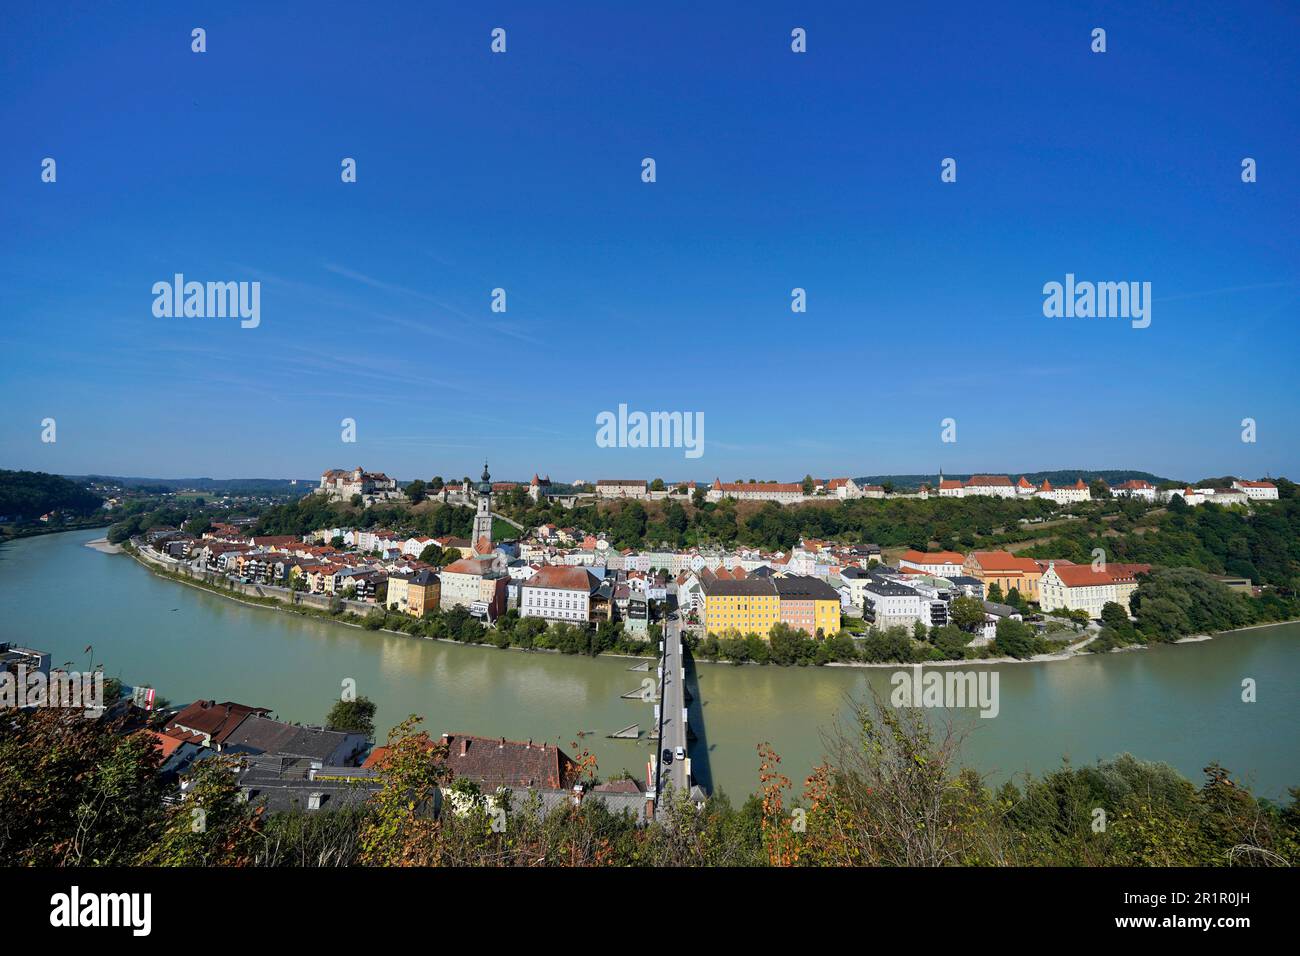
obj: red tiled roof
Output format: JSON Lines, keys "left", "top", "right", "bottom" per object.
{"left": 968, "top": 551, "right": 1042, "bottom": 573}
{"left": 443, "top": 557, "right": 495, "bottom": 575}
{"left": 364, "top": 734, "right": 576, "bottom": 790}
{"left": 900, "top": 549, "right": 965, "bottom": 565}
{"left": 166, "top": 700, "right": 269, "bottom": 747}
{"left": 523, "top": 565, "right": 597, "bottom": 592}
{"left": 1048, "top": 562, "right": 1151, "bottom": 587}
{"left": 148, "top": 730, "right": 192, "bottom": 759}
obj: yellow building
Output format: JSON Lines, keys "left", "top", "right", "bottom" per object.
{"left": 701, "top": 574, "right": 840, "bottom": 637}
{"left": 386, "top": 573, "right": 412, "bottom": 613}
{"left": 700, "top": 578, "right": 781, "bottom": 636}
{"left": 407, "top": 570, "right": 441, "bottom": 617}
{"left": 773, "top": 576, "right": 842, "bottom": 635}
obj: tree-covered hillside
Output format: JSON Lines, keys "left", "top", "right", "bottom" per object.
{"left": 0, "top": 469, "right": 102, "bottom": 519}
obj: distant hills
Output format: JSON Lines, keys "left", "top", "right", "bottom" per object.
{"left": 854, "top": 470, "right": 1182, "bottom": 490}
{"left": 69, "top": 475, "right": 315, "bottom": 495}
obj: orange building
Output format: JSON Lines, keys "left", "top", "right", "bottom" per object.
{"left": 963, "top": 551, "right": 1047, "bottom": 602}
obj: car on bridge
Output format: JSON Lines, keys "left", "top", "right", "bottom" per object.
{"left": 674, "top": 746, "right": 685, "bottom": 761}
{"left": 662, "top": 748, "right": 673, "bottom": 764}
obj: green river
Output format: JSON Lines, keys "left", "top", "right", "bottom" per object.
{"left": 1, "top": 529, "right": 1297, "bottom": 800}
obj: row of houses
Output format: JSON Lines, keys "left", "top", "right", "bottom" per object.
{"left": 593, "top": 474, "right": 1279, "bottom": 506}
{"left": 149, "top": 698, "right": 650, "bottom": 821}
{"left": 849, "top": 547, "right": 1154, "bottom": 625}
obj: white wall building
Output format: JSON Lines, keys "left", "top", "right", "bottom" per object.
{"left": 1232, "top": 480, "right": 1279, "bottom": 501}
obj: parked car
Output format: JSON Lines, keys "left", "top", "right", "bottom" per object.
{"left": 661, "top": 748, "right": 673, "bottom": 764}
{"left": 674, "top": 746, "right": 685, "bottom": 761}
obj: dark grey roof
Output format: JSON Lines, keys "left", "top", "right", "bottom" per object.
{"left": 699, "top": 577, "right": 776, "bottom": 597}
{"left": 864, "top": 580, "right": 916, "bottom": 596}
{"left": 772, "top": 575, "right": 840, "bottom": 600}
{"left": 983, "top": 601, "right": 1020, "bottom": 617}
{"left": 222, "top": 715, "right": 357, "bottom": 762}
{"left": 238, "top": 761, "right": 380, "bottom": 814}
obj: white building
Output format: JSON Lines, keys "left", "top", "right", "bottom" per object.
{"left": 861, "top": 579, "right": 925, "bottom": 630}
{"left": 1232, "top": 480, "right": 1279, "bottom": 501}
{"left": 316, "top": 466, "right": 400, "bottom": 503}
{"left": 707, "top": 479, "right": 805, "bottom": 504}
{"left": 1113, "top": 479, "right": 1157, "bottom": 502}
{"left": 1038, "top": 561, "right": 1149, "bottom": 619}
{"left": 595, "top": 479, "right": 648, "bottom": 499}
{"left": 1035, "top": 478, "right": 1091, "bottom": 505}
{"left": 897, "top": 550, "right": 966, "bottom": 577}
{"left": 938, "top": 475, "right": 1018, "bottom": 499}
{"left": 519, "top": 565, "right": 599, "bottom": 623}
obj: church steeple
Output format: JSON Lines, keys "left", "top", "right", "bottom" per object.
{"left": 472, "top": 459, "right": 494, "bottom": 555}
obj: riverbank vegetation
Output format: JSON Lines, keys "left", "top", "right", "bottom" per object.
{"left": 693, "top": 614, "right": 1066, "bottom": 665}
{"left": 2, "top": 699, "right": 1295, "bottom": 867}
{"left": 1089, "top": 567, "right": 1300, "bottom": 654}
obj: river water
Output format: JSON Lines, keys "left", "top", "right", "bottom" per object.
{"left": 2, "top": 529, "right": 1296, "bottom": 800}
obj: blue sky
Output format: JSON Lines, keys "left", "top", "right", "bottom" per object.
{"left": 2, "top": 1, "right": 1297, "bottom": 484}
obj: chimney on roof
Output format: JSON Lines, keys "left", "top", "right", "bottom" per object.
{"left": 526, "top": 738, "right": 532, "bottom": 749}
{"left": 460, "top": 738, "right": 470, "bottom": 757}
{"left": 498, "top": 736, "right": 505, "bottom": 749}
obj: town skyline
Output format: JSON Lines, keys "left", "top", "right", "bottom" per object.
{"left": 32, "top": 461, "right": 1292, "bottom": 487}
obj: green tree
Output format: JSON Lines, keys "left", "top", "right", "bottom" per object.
{"left": 950, "top": 595, "right": 987, "bottom": 633}
{"left": 146, "top": 755, "right": 261, "bottom": 866}
{"left": 418, "top": 543, "right": 447, "bottom": 566}
{"left": 326, "top": 696, "right": 378, "bottom": 738}
{"left": 993, "top": 617, "right": 1039, "bottom": 659}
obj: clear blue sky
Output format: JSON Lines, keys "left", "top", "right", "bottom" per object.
{"left": 2, "top": 1, "right": 1297, "bottom": 484}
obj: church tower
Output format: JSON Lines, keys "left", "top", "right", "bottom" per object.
{"left": 472, "top": 460, "right": 494, "bottom": 555}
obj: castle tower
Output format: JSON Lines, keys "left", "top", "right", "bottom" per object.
{"left": 472, "top": 460, "right": 494, "bottom": 555}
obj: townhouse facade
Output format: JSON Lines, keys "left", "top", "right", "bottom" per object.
{"left": 699, "top": 574, "right": 841, "bottom": 636}
{"left": 439, "top": 556, "right": 509, "bottom": 619}
{"left": 963, "top": 550, "right": 1047, "bottom": 601}
{"left": 519, "top": 565, "right": 601, "bottom": 623}
{"left": 1038, "top": 561, "right": 1151, "bottom": 618}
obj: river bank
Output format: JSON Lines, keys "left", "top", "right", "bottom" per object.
{"left": 120, "top": 537, "right": 1296, "bottom": 671}
{"left": 123, "top": 541, "right": 658, "bottom": 663}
